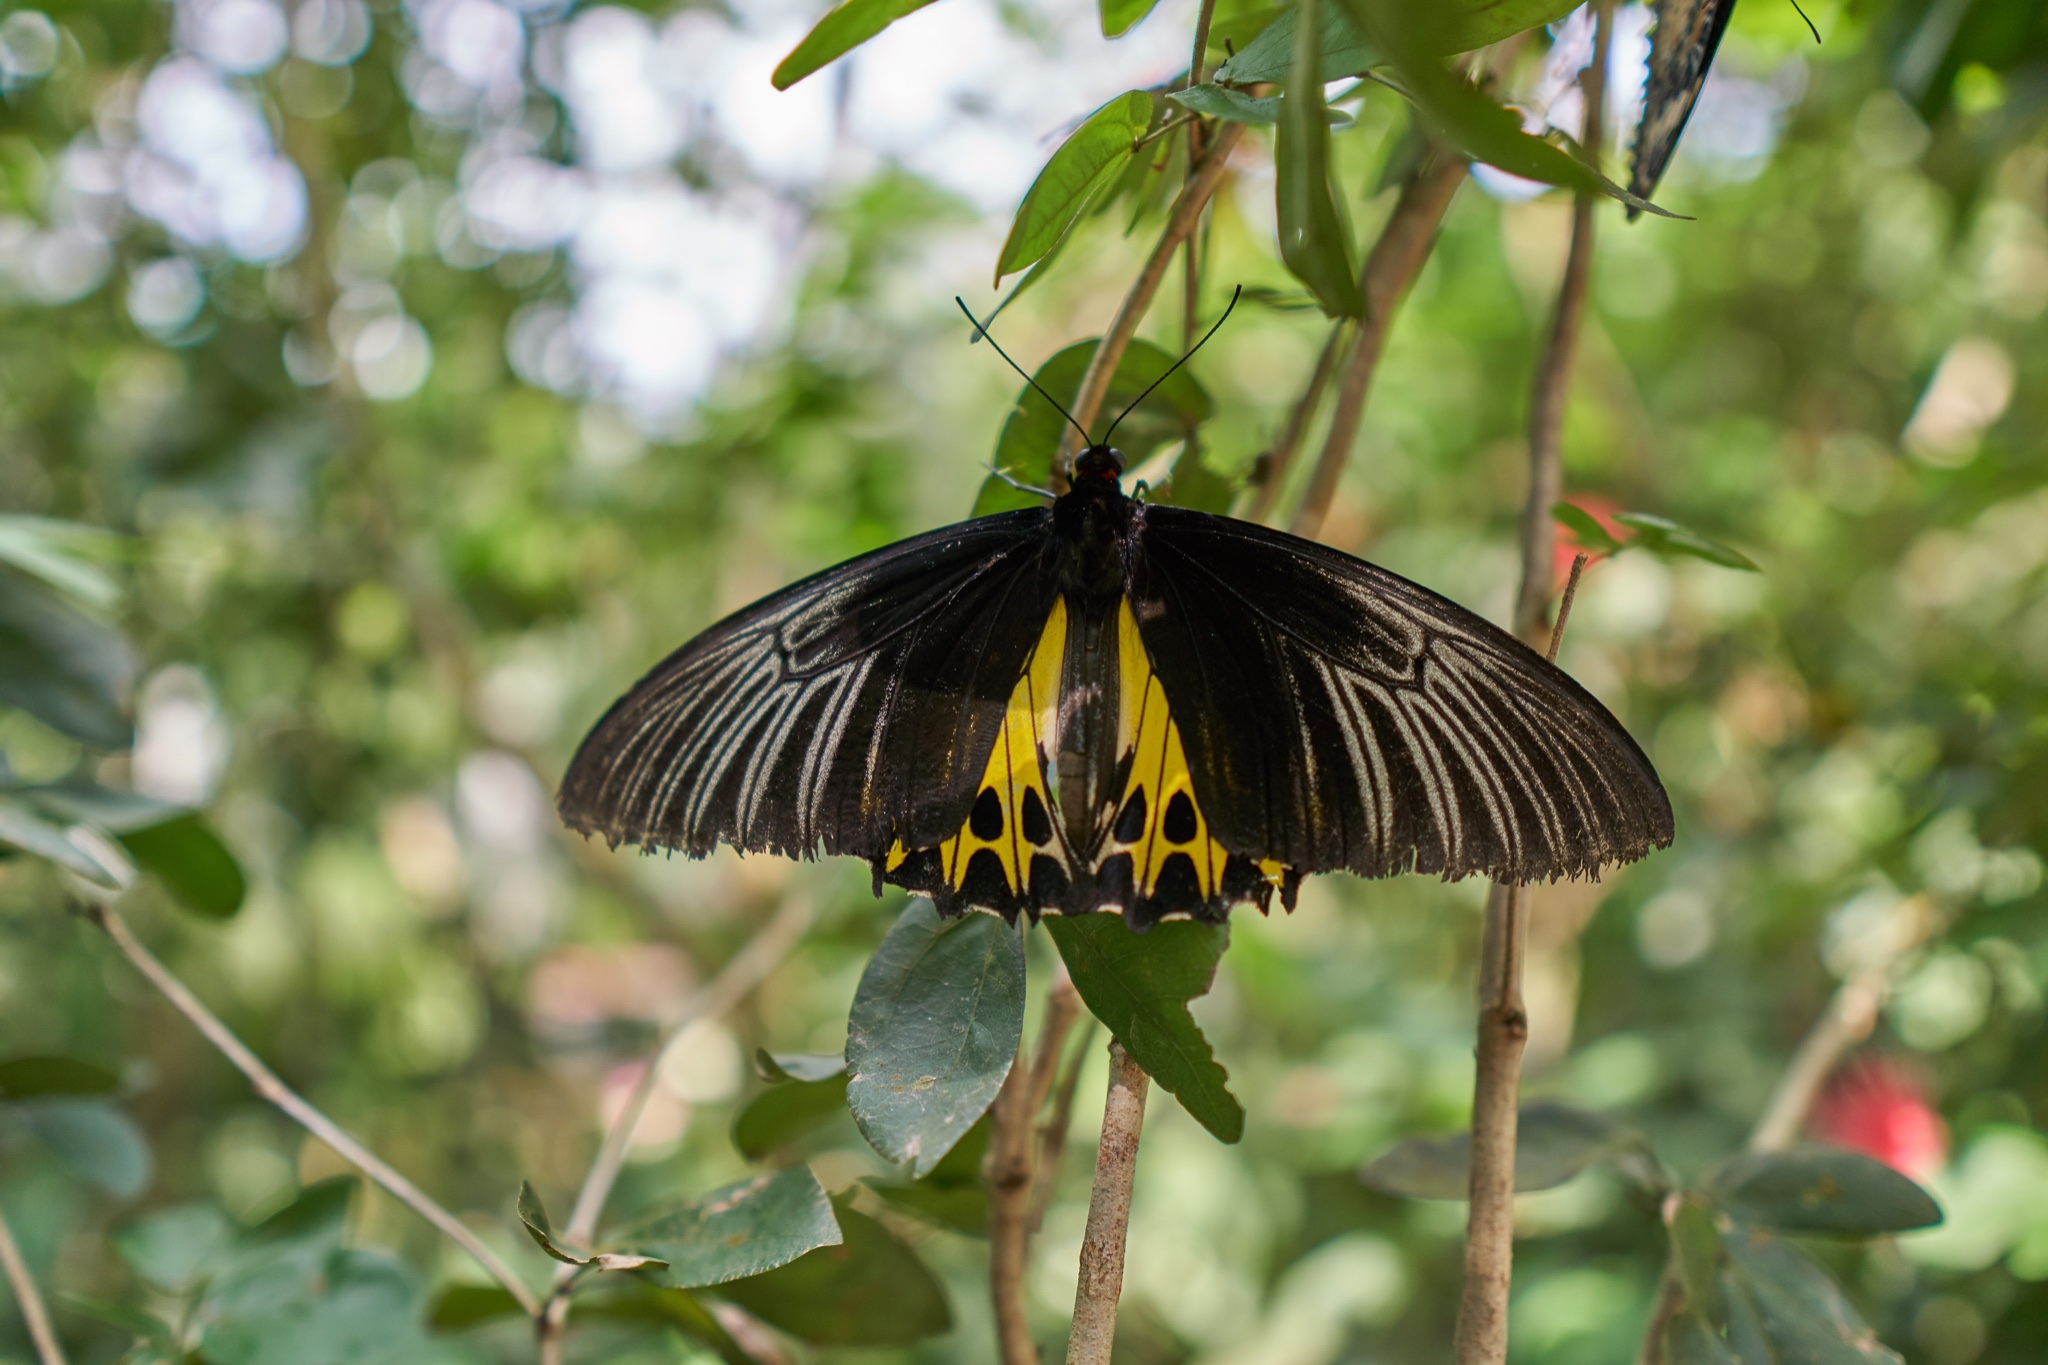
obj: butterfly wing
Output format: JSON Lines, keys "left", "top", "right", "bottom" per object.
{"left": 1131, "top": 506, "right": 1672, "bottom": 883}
{"left": 1629, "top": 0, "right": 1738, "bottom": 211}
{"left": 558, "top": 510, "right": 1054, "bottom": 861}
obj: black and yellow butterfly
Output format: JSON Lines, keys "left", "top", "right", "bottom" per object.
{"left": 558, "top": 316, "right": 1672, "bottom": 930}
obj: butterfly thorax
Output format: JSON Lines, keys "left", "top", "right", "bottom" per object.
{"left": 1049, "top": 447, "right": 1136, "bottom": 857}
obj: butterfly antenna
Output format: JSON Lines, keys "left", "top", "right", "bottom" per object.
{"left": 955, "top": 297, "right": 1092, "bottom": 449}
{"left": 1101, "top": 284, "right": 1242, "bottom": 448}
{"left": 1786, "top": 0, "right": 1821, "bottom": 43}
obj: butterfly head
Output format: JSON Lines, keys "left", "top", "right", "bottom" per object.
{"left": 1070, "top": 444, "right": 1125, "bottom": 486}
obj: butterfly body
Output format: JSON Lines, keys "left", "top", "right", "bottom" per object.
{"left": 558, "top": 446, "right": 1673, "bottom": 930}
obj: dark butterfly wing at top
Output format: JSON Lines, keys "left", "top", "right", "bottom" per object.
{"left": 558, "top": 510, "right": 1054, "bottom": 860}
{"left": 1629, "top": 0, "right": 1737, "bottom": 214}
{"left": 1131, "top": 506, "right": 1672, "bottom": 884}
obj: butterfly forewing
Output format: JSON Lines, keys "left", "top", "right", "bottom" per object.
{"left": 1629, "top": 0, "right": 1737, "bottom": 209}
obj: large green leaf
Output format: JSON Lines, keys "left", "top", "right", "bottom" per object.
{"left": 716, "top": 1200, "right": 951, "bottom": 1346}
{"left": 0, "top": 567, "right": 136, "bottom": 749}
{"left": 12, "top": 1098, "right": 151, "bottom": 1196}
{"left": 1707, "top": 1148, "right": 1942, "bottom": 1237}
{"left": 120, "top": 815, "right": 247, "bottom": 919}
{"left": 115, "top": 1202, "right": 237, "bottom": 1293}
{"left": 201, "top": 1249, "right": 427, "bottom": 1365}
{"left": 771, "top": 0, "right": 942, "bottom": 90}
{"left": 621, "top": 1166, "right": 842, "bottom": 1287}
{"left": 1042, "top": 914, "right": 1242, "bottom": 1143}
{"left": 1277, "top": 0, "right": 1364, "bottom": 317}
{"left": 1339, "top": 0, "right": 1678, "bottom": 218}
{"left": 1098, "top": 0, "right": 1162, "bottom": 37}
{"left": 995, "top": 91, "right": 1153, "bottom": 284}
{"left": 1722, "top": 1229, "right": 1905, "bottom": 1363}
{"left": 845, "top": 901, "right": 1025, "bottom": 1177}
{"left": 1360, "top": 1102, "right": 1648, "bottom": 1198}
{"left": 732, "top": 1053, "right": 851, "bottom": 1160}
{"left": 973, "top": 337, "right": 1212, "bottom": 515}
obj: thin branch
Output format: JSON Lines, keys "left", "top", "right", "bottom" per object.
{"left": 1247, "top": 319, "right": 1349, "bottom": 525}
{"left": 79, "top": 900, "right": 542, "bottom": 1318}
{"left": 1132, "top": 111, "right": 1198, "bottom": 153}
{"left": 1514, "top": 0, "right": 1612, "bottom": 642}
{"left": 987, "top": 966, "right": 1083, "bottom": 1365}
{"left": 1288, "top": 151, "right": 1468, "bottom": 540}
{"left": 1060, "top": 121, "right": 1246, "bottom": 472}
{"left": 0, "top": 1200, "right": 66, "bottom": 1365}
{"left": 537, "top": 895, "right": 815, "bottom": 1359}
{"left": 1064, "top": 1042, "right": 1149, "bottom": 1365}
{"left": 1029, "top": 1015, "right": 1098, "bottom": 1235}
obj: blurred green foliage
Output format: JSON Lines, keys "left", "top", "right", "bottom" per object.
{"left": 0, "top": 0, "right": 2046, "bottom": 1359}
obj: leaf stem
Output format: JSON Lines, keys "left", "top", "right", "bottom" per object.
{"left": 1286, "top": 150, "right": 1467, "bottom": 540}
{"left": 1063, "top": 1041, "right": 1149, "bottom": 1365}
{"left": 1132, "top": 112, "right": 1198, "bottom": 153}
{"left": 1061, "top": 121, "right": 1246, "bottom": 470}
{"left": 0, "top": 1199, "right": 66, "bottom": 1365}
{"left": 987, "top": 965, "right": 1083, "bottom": 1365}
{"left": 537, "top": 894, "right": 814, "bottom": 1359}
{"left": 78, "top": 900, "right": 542, "bottom": 1318}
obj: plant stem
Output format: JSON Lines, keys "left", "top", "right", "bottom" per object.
{"left": 0, "top": 1200, "right": 65, "bottom": 1365}
{"left": 537, "top": 895, "right": 815, "bottom": 1359}
{"left": 1064, "top": 1041, "right": 1149, "bottom": 1365}
{"left": 1029, "top": 1016, "right": 1099, "bottom": 1235}
{"left": 987, "top": 967, "right": 1083, "bottom": 1365}
{"left": 1248, "top": 319, "right": 1349, "bottom": 525}
{"left": 1514, "top": 0, "right": 1612, "bottom": 641}
{"left": 1061, "top": 121, "right": 1245, "bottom": 470}
{"left": 1288, "top": 150, "right": 1467, "bottom": 540}
{"left": 79, "top": 900, "right": 542, "bottom": 1318}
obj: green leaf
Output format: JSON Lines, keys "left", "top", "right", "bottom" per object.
{"left": 0, "top": 792, "right": 131, "bottom": 886}
{"left": 1435, "top": 0, "right": 1584, "bottom": 51}
{"left": 1722, "top": 1228, "right": 1906, "bottom": 1363}
{"left": 733, "top": 1065, "right": 850, "bottom": 1161}
{"left": 1360, "top": 1102, "right": 1647, "bottom": 1199}
{"left": 1707, "top": 1147, "right": 1943, "bottom": 1237}
{"left": 975, "top": 337, "right": 1213, "bottom": 515}
{"left": 1098, "top": 0, "right": 1161, "bottom": 38}
{"left": 0, "top": 567, "right": 136, "bottom": 749}
{"left": 115, "top": 1202, "right": 236, "bottom": 1293}
{"left": 1552, "top": 501, "right": 1624, "bottom": 554}
{"left": 995, "top": 91, "right": 1153, "bottom": 283}
{"left": 578, "top": 1283, "right": 758, "bottom": 1365}
{"left": 716, "top": 1200, "right": 951, "bottom": 1346}
{"left": 119, "top": 814, "right": 247, "bottom": 919}
{"left": 1611, "top": 512, "right": 1761, "bottom": 571}
{"left": 1669, "top": 1195, "right": 1726, "bottom": 1326}
{"left": 1340, "top": 0, "right": 1679, "bottom": 218}
{"left": 18, "top": 782, "right": 182, "bottom": 832}
{"left": 200, "top": 1247, "right": 427, "bottom": 1365}
{"left": 846, "top": 901, "right": 1025, "bottom": 1177}
{"left": 59, "top": 1295, "right": 181, "bottom": 1362}
{"left": 771, "top": 0, "right": 941, "bottom": 90}
{"left": 1277, "top": 0, "right": 1364, "bottom": 318}
{"left": 1042, "top": 914, "right": 1243, "bottom": 1143}
{"left": 0, "top": 515, "right": 124, "bottom": 610}
{"left": 621, "top": 1166, "right": 842, "bottom": 1288}
{"left": 517, "top": 1180, "right": 580, "bottom": 1263}
{"left": 755, "top": 1050, "right": 847, "bottom": 1084}
{"left": 247, "top": 1177, "right": 356, "bottom": 1250}
{"left": 1662, "top": 1311, "right": 1744, "bottom": 1365}
{"left": 0, "top": 1054, "right": 121, "bottom": 1098}
{"left": 1168, "top": 82, "right": 1353, "bottom": 125}
{"left": 15, "top": 1098, "right": 151, "bottom": 1197}
{"left": 1213, "top": 4, "right": 1379, "bottom": 83}
{"left": 426, "top": 1283, "right": 524, "bottom": 1331}
{"left": 869, "top": 1178, "right": 988, "bottom": 1236}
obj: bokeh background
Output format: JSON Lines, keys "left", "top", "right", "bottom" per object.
{"left": 3, "top": 0, "right": 2048, "bottom": 1359}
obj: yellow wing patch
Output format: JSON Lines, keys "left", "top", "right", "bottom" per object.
{"left": 938, "top": 598, "right": 1067, "bottom": 893}
{"left": 1104, "top": 600, "right": 1230, "bottom": 901}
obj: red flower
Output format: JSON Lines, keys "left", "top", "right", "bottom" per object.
{"left": 1809, "top": 1055, "right": 1949, "bottom": 1181}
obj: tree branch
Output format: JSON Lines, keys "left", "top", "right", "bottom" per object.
{"left": 1030, "top": 1016, "right": 1098, "bottom": 1235}
{"left": 79, "top": 900, "right": 542, "bottom": 1318}
{"left": 537, "top": 894, "right": 815, "bottom": 1361}
{"left": 1060, "top": 121, "right": 1246, "bottom": 472}
{"left": 1063, "top": 1041, "right": 1149, "bottom": 1365}
{"left": 1289, "top": 151, "right": 1468, "bottom": 540}
{"left": 0, "top": 1200, "right": 65, "bottom": 1365}
{"left": 987, "top": 967, "right": 1083, "bottom": 1365}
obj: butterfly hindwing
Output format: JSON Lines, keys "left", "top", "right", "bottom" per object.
{"left": 1131, "top": 506, "right": 1673, "bottom": 884}
{"left": 1629, "top": 0, "right": 1738, "bottom": 210}
{"left": 557, "top": 510, "right": 1055, "bottom": 861}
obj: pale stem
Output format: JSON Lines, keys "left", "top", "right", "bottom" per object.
{"left": 1063, "top": 1041, "right": 1149, "bottom": 1365}
{"left": 1029, "top": 1016, "right": 1099, "bottom": 1235}
{"left": 987, "top": 966, "right": 1083, "bottom": 1365}
{"left": 0, "top": 1199, "right": 66, "bottom": 1365}
{"left": 80, "top": 900, "right": 542, "bottom": 1317}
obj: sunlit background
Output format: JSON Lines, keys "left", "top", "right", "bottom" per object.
{"left": 4, "top": 0, "right": 2048, "bottom": 1358}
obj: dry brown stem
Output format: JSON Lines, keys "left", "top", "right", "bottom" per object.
{"left": 988, "top": 968, "right": 1084, "bottom": 1365}
{"left": 0, "top": 1199, "right": 66, "bottom": 1365}
{"left": 1064, "top": 1042, "right": 1150, "bottom": 1365}
{"left": 81, "top": 900, "right": 542, "bottom": 1317}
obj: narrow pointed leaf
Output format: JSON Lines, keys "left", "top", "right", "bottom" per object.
{"left": 1098, "top": 0, "right": 1162, "bottom": 38}
{"left": 1612, "top": 512, "right": 1760, "bottom": 571}
{"left": 0, "top": 567, "right": 136, "bottom": 749}
{"left": 1214, "top": 4, "right": 1379, "bottom": 83}
{"left": 622, "top": 1166, "right": 841, "bottom": 1288}
{"left": 996, "top": 91, "right": 1153, "bottom": 283}
{"left": 1042, "top": 914, "right": 1242, "bottom": 1143}
{"left": 1277, "top": 0, "right": 1364, "bottom": 317}
{"left": 119, "top": 814, "right": 247, "bottom": 919}
{"left": 0, "top": 515, "right": 124, "bottom": 610}
{"left": 516, "top": 1181, "right": 582, "bottom": 1264}
{"left": 846, "top": 901, "right": 1025, "bottom": 1176}
{"left": 1169, "top": 83, "right": 1352, "bottom": 125}
{"left": 772, "top": 0, "right": 941, "bottom": 90}
{"left": 1707, "top": 1147, "right": 1942, "bottom": 1236}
